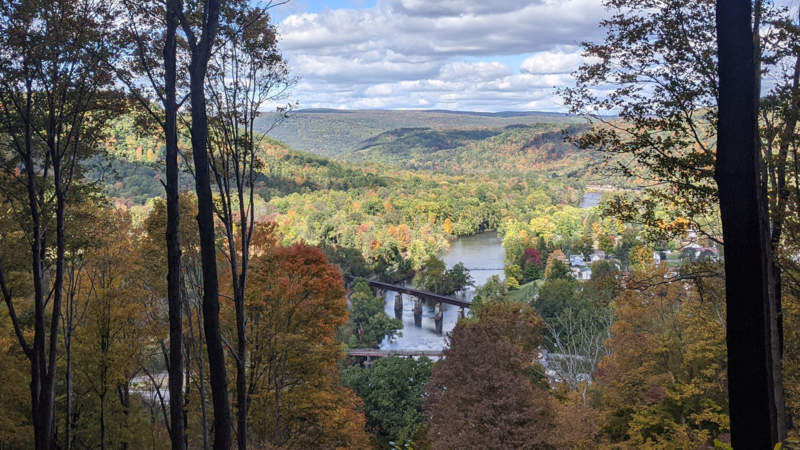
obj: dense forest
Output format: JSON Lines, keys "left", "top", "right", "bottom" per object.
{"left": 1, "top": 0, "right": 799, "bottom": 449}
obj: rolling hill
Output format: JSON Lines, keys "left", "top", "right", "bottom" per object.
{"left": 262, "top": 109, "right": 584, "bottom": 158}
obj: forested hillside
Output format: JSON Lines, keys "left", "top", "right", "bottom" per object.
{"left": 348, "top": 123, "right": 593, "bottom": 174}
{"left": 262, "top": 109, "right": 583, "bottom": 158}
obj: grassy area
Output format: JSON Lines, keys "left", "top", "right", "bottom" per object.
{"left": 508, "top": 280, "right": 539, "bottom": 303}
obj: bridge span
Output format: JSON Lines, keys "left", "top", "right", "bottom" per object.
{"left": 347, "top": 349, "right": 444, "bottom": 358}
{"left": 347, "top": 277, "right": 472, "bottom": 308}
{"left": 345, "top": 276, "right": 471, "bottom": 335}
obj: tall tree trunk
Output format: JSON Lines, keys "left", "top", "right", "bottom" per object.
{"left": 236, "top": 284, "right": 247, "bottom": 450}
{"left": 117, "top": 382, "right": 131, "bottom": 450}
{"left": 753, "top": 0, "right": 788, "bottom": 436}
{"left": 163, "top": 1, "right": 185, "bottom": 449}
{"left": 100, "top": 390, "right": 106, "bottom": 450}
{"left": 715, "top": 1, "right": 783, "bottom": 446}
{"left": 65, "top": 329, "right": 73, "bottom": 450}
{"left": 183, "top": 0, "right": 230, "bottom": 446}
{"left": 21, "top": 75, "right": 50, "bottom": 450}
{"left": 196, "top": 306, "right": 211, "bottom": 450}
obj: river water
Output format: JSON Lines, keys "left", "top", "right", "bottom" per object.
{"left": 379, "top": 231, "right": 505, "bottom": 351}
{"left": 580, "top": 191, "right": 602, "bottom": 208}
{"left": 379, "top": 191, "right": 600, "bottom": 351}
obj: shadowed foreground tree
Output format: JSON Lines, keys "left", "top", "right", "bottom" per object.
{"left": 206, "top": 4, "right": 292, "bottom": 445}
{"left": 716, "top": 0, "right": 783, "bottom": 445}
{"left": 562, "top": 0, "right": 800, "bottom": 442}
{"left": 117, "top": 0, "right": 187, "bottom": 446}
{"left": 425, "top": 301, "right": 552, "bottom": 449}
{"left": 176, "top": 0, "right": 231, "bottom": 446}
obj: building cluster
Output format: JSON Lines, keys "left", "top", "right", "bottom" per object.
{"left": 566, "top": 229, "right": 720, "bottom": 281}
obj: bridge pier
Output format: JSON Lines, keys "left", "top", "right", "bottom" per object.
{"left": 413, "top": 297, "right": 422, "bottom": 327}
{"left": 459, "top": 307, "right": 466, "bottom": 320}
{"left": 394, "top": 293, "right": 403, "bottom": 320}
{"left": 434, "top": 302, "right": 443, "bottom": 335}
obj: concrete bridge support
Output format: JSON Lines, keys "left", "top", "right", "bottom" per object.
{"left": 413, "top": 297, "right": 423, "bottom": 327}
{"left": 459, "top": 307, "right": 466, "bottom": 320}
{"left": 394, "top": 293, "right": 403, "bottom": 320}
{"left": 434, "top": 302, "right": 443, "bottom": 335}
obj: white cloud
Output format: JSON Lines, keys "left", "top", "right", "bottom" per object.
{"left": 388, "top": 0, "right": 540, "bottom": 17}
{"left": 439, "top": 62, "right": 512, "bottom": 82}
{"left": 276, "top": 0, "right": 607, "bottom": 111}
{"left": 520, "top": 50, "right": 583, "bottom": 74}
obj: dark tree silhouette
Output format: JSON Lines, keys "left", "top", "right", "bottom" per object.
{"left": 117, "top": 0, "right": 187, "bottom": 446}
{"left": 716, "top": 0, "right": 784, "bottom": 445}
{"left": 177, "top": 0, "right": 231, "bottom": 448}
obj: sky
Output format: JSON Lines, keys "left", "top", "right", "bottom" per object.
{"left": 270, "top": 0, "right": 609, "bottom": 112}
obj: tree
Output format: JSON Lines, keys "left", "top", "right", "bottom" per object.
{"left": 544, "top": 307, "right": 612, "bottom": 398}
{"left": 71, "top": 211, "right": 153, "bottom": 449}
{"left": 117, "top": 0, "right": 187, "bottom": 445}
{"left": 544, "top": 250, "right": 570, "bottom": 280}
{"left": 342, "top": 356, "right": 433, "bottom": 448}
{"left": 425, "top": 306, "right": 552, "bottom": 449}
{"left": 536, "top": 278, "right": 579, "bottom": 321}
{"left": 594, "top": 267, "right": 729, "bottom": 447}
{"left": 597, "top": 233, "right": 614, "bottom": 255}
{"left": 628, "top": 245, "right": 654, "bottom": 271}
{"left": 61, "top": 199, "right": 109, "bottom": 450}
{"left": 0, "top": 2, "right": 119, "bottom": 447}
{"left": 177, "top": 0, "right": 231, "bottom": 446}
{"left": 584, "top": 260, "right": 621, "bottom": 309}
{"left": 344, "top": 279, "right": 401, "bottom": 349}
{"left": 563, "top": 1, "right": 798, "bottom": 440}
{"left": 140, "top": 195, "right": 211, "bottom": 448}
{"left": 716, "top": 0, "right": 782, "bottom": 444}
{"left": 413, "top": 256, "right": 474, "bottom": 295}
{"left": 522, "top": 247, "right": 544, "bottom": 282}
{"left": 245, "top": 243, "right": 370, "bottom": 447}
{"left": 206, "top": 4, "right": 292, "bottom": 446}
{"left": 413, "top": 256, "right": 446, "bottom": 293}
{"left": 613, "top": 228, "right": 639, "bottom": 268}
{"left": 562, "top": 0, "right": 720, "bottom": 244}
{"left": 470, "top": 275, "right": 508, "bottom": 312}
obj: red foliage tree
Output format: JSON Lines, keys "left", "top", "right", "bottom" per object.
{"left": 523, "top": 248, "right": 542, "bottom": 267}
{"left": 425, "top": 306, "right": 553, "bottom": 449}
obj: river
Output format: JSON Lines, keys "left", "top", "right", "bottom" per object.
{"left": 378, "top": 191, "right": 601, "bottom": 351}
{"left": 379, "top": 231, "right": 505, "bottom": 351}
{"left": 580, "top": 191, "right": 602, "bottom": 208}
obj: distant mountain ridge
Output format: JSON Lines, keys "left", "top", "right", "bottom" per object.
{"left": 345, "top": 124, "right": 594, "bottom": 175}
{"left": 260, "top": 109, "right": 584, "bottom": 158}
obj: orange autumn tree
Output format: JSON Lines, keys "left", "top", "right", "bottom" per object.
{"left": 245, "top": 242, "right": 369, "bottom": 448}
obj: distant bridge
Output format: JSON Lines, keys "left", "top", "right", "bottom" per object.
{"left": 347, "top": 349, "right": 444, "bottom": 358}
{"left": 353, "top": 278, "right": 472, "bottom": 308}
